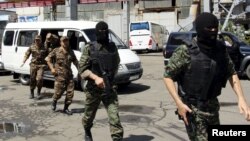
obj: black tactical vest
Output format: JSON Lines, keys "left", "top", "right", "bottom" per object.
{"left": 178, "top": 40, "right": 229, "bottom": 100}
{"left": 89, "top": 42, "right": 118, "bottom": 82}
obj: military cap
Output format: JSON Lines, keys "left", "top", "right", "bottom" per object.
{"left": 35, "top": 35, "right": 42, "bottom": 40}
{"left": 60, "top": 36, "right": 69, "bottom": 41}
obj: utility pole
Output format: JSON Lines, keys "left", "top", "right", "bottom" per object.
{"left": 203, "top": 0, "right": 212, "bottom": 13}
{"left": 65, "top": 0, "right": 77, "bottom": 20}
{"left": 50, "top": 2, "right": 56, "bottom": 21}
{"left": 123, "top": 0, "right": 130, "bottom": 46}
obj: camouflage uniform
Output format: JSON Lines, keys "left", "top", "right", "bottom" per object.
{"left": 23, "top": 37, "right": 48, "bottom": 98}
{"left": 44, "top": 33, "right": 59, "bottom": 53}
{"left": 79, "top": 43, "right": 123, "bottom": 141}
{"left": 45, "top": 46, "right": 78, "bottom": 105}
{"left": 164, "top": 44, "right": 235, "bottom": 141}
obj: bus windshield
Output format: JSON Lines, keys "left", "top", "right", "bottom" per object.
{"left": 83, "top": 29, "right": 128, "bottom": 49}
{"left": 130, "top": 22, "right": 149, "bottom": 31}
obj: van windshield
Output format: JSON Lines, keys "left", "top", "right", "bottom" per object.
{"left": 83, "top": 29, "right": 128, "bottom": 49}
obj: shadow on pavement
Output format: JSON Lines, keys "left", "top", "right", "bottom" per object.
{"left": 220, "top": 102, "right": 237, "bottom": 107}
{"left": 118, "top": 83, "right": 150, "bottom": 95}
{"left": 0, "top": 71, "right": 11, "bottom": 76}
{"left": 71, "top": 108, "right": 85, "bottom": 114}
{"left": 29, "top": 100, "right": 84, "bottom": 107}
{"left": 123, "top": 135, "right": 154, "bottom": 141}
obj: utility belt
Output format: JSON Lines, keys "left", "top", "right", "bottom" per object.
{"left": 31, "top": 61, "right": 46, "bottom": 65}
{"left": 182, "top": 96, "right": 216, "bottom": 112}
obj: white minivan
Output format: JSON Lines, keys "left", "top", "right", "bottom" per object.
{"left": 1, "top": 21, "right": 143, "bottom": 89}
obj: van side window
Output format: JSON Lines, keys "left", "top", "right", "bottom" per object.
{"left": 3, "top": 31, "right": 14, "bottom": 46}
{"left": 17, "top": 30, "right": 38, "bottom": 46}
{"left": 67, "top": 30, "right": 86, "bottom": 51}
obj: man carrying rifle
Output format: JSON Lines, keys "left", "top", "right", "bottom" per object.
{"left": 78, "top": 21, "right": 123, "bottom": 141}
{"left": 163, "top": 12, "right": 250, "bottom": 141}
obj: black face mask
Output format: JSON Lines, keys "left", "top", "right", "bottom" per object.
{"left": 195, "top": 12, "right": 219, "bottom": 46}
{"left": 95, "top": 21, "right": 109, "bottom": 44}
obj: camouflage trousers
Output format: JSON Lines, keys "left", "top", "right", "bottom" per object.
{"left": 82, "top": 86, "right": 124, "bottom": 141}
{"left": 185, "top": 98, "right": 220, "bottom": 141}
{"left": 53, "top": 78, "right": 74, "bottom": 104}
{"left": 30, "top": 64, "right": 45, "bottom": 90}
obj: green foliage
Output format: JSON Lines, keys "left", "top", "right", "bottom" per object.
{"left": 221, "top": 21, "right": 250, "bottom": 45}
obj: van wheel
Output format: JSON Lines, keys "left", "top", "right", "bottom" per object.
{"left": 245, "top": 64, "right": 250, "bottom": 80}
{"left": 19, "top": 74, "right": 30, "bottom": 85}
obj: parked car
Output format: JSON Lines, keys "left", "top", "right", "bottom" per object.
{"left": 163, "top": 31, "right": 250, "bottom": 79}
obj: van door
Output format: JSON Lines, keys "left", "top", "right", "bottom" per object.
{"left": 2, "top": 30, "right": 16, "bottom": 70}
{"left": 14, "top": 30, "right": 39, "bottom": 74}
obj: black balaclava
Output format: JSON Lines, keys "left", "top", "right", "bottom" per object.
{"left": 195, "top": 12, "right": 219, "bottom": 47}
{"left": 95, "top": 21, "right": 109, "bottom": 44}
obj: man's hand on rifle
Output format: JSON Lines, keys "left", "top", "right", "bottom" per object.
{"left": 90, "top": 74, "right": 104, "bottom": 88}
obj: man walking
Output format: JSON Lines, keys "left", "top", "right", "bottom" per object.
{"left": 45, "top": 36, "right": 79, "bottom": 115}
{"left": 163, "top": 12, "right": 250, "bottom": 141}
{"left": 21, "top": 35, "right": 47, "bottom": 100}
{"left": 79, "top": 21, "right": 123, "bottom": 141}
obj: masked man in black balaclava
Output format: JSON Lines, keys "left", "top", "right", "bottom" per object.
{"left": 78, "top": 21, "right": 123, "bottom": 141}
{"left": 96, "top": 21, "right": 109, "bottom": 44}
{"left": 163, "top": 12, "right": 250, "bottom": 141}
{"left": 196, "top": 12, "right": 219, "bottom": 46}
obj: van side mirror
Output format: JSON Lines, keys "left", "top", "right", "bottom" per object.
{"left": 79, "top": 42, "right": 85, "bottom": 52}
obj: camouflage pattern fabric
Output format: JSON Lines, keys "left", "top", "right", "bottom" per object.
{"left": 54, "top": 79, "right": 74, "bottom": 104}
{"left": 24, "top": 44, "right": 47, "bottom": 90}
{"left": 24, "top": 44, "right": 48, "bottom": 65}
{"left": 164, "top": 44, "right": 235, "bottom": 141}
{"left": 30, "top": 64, "right": 46, "bottom": 90}
{"left": 44, "top": 34, "right": 59, "bottom": 53}
{"left": 82, "top": 87, "right": 124, "bottom": 140}
{"left": 185, "top": 98, "right": 220, "bottom": 141}
{"left": 164, "top": 45, "right": 235, "bottom": 79}
{"left": 46, "top": 47, "right": 78, "bottom": 104}
{"left": 79, "top": 43, "right": 123, "bottom": 140}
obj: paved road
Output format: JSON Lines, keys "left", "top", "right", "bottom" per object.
{"left": 0, "top": 52, "right": 249, "bottom": 141}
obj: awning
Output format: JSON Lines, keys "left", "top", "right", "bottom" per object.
{"left": 0, "top": 0, "right": 59, "bottom": 9}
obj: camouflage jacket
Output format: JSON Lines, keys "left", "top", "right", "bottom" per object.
{"left": 24, "top": 44, "right": 48, "bottom": 65}
{"left": 78, "top": 42, "right": 120, "bottom": 79}
{"left": 46, "top": 47, "right": 78, "bottom": 80}
{"left": 164, "top": 44, "right": 236, "bottom": 80}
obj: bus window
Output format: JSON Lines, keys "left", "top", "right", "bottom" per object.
{"left": 130, "top": 22, "right": 149, "bottom": 31}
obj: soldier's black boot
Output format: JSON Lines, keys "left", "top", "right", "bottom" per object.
{"left": 63, "top": 103, "right": 72, "bottom": 115}
{"left": 51, "top": 100, "right": 57, "bottom": 111}
{"left": 84, "top": 128, "right": 93, "bottom": 141}
{"left": 36, "top": 88, "right": 42, "bottom": 100}
{"left": 29, "top": 89, "right": 34, "bottom": 99}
